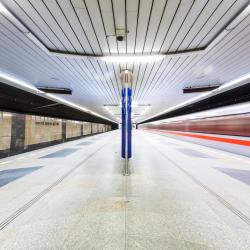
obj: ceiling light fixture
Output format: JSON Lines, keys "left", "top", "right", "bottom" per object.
{"left": 101, "top": 54, "right": 165, "bottom": 63}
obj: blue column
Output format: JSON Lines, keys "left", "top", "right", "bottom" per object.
{"left": 121, "top": 87, "right": 132, "bottom": 159}
{"left": 127, "top": 87, "right": 132, "bottom": 158}
{"left": 121, "top": 88, "right": 126, "bottom": 158}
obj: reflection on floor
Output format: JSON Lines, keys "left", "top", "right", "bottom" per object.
{"left": 0, "top": 130, "right": 250, "bottom": 249}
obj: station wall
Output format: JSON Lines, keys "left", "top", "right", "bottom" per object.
{"left": 0, "top": 111, "right": 113, "bottom": 158}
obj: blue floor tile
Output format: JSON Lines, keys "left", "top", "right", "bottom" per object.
{"left": 0, "top": 167, "right": 42, "bottom": 187}
{"left": 215, "top": 167, "right": 250, "bottom": 186}
{"left": 40, "top": 148, "right": 79, "bottom": 158}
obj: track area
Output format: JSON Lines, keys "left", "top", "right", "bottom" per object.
{"left": 0, "top": 130, "right": 250, "bottom": 249}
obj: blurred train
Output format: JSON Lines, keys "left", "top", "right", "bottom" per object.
{"left": 138, "top": 102, "right": 250, "bottom": 157}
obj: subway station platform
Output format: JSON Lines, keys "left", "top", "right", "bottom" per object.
{"left": 0, "top": 130, "right": 250, "bottom": 249}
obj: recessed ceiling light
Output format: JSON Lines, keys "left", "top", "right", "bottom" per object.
{"left": 101, "top": 55, "right": 165, "bottom": 63}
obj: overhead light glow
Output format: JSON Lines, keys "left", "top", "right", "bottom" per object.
{"left": 0, "top": 3, "right": 29, "bottom": 33}
{"left": 101, "top": 55, "right": 165, "bottom": 64}
{"left": 216, "top": 73, "right": 250, "bottom": 91}
{"left": 0, "top": 71, "right": 42, "bottom": 93}
{"left": 45, "top": 93, "right": 89, "bottom": 113}
{"left": 0, "top": 71, "right": 116, "bottom": 123}
{"left": 226, "top": 4, "right": 250, "bottom": 30}
{"left": 0, "top": 2, "right": 9, "bottom": 14}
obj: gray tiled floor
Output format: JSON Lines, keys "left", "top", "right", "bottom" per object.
{"left": 0, "top": 130, "right": 250, "bottom": 249}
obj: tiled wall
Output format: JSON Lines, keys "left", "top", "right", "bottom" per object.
{"left": 0, "top": 112, "right": 11, "bottom": 151}
{"left": 66, "top": 120, "right": 82, "bottom": 139}
{"left": 0, "top": 111, "right": 113, "bottom": 158}
{"left": 82, "top": 122, "right": 92, "bottom": 135}
{"left": 25, "top": 115, "right": 62, "bottom": 145}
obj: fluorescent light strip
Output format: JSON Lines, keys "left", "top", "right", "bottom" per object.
{"left": 216, "top": 73, "right": 250, "bottom": 91}
{"left": 140, "top": 73, "right": 250, "bottom": 123}
{"left": 0, "top": 71, "right": 42, "bottom": 93}
{"left": 154, "top": 102, "right": 250, "bottom": 125}
{"left": 45, "top": 93, "right": 116, "bottom": 123}
{"left": 0, "top": 3, "right": 28, "bottom": 33}
{"left": 0, "top": 72, "right": 116, "bottom": 123}
{"left": 226, "top": 4, "right": 250, "bottom": 30}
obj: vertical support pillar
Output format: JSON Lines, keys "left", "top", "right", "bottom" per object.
{"left": 121, "top": 70, "right": 133, "bottom": 176}
{"left": 81, "top": 123, "right": 83, "bottom": 137}
{"left": 10, "top": 113, "right": 25, "bottom": 155}
{"left": 62, "top": 119, "right": 66, "bottom": 142}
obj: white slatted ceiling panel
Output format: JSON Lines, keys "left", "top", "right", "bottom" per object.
{"left": 0, "top": 0, "right": 249, "bottom": 123}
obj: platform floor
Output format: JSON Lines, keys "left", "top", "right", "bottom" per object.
{"left": 0, "top": 130, "right": 250, "bottom": 249}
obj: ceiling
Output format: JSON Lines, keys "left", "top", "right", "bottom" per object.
{"left": 0, "top": 0, "right": 249, "bottom": 123}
